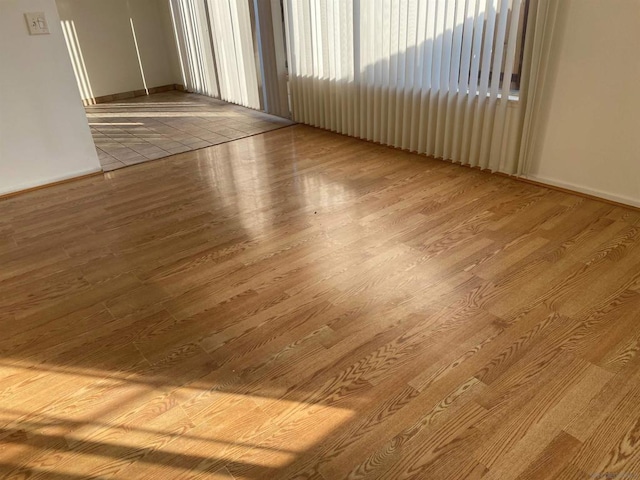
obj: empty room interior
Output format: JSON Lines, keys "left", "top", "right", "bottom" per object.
{"left": 1, "top": 0, "right": 640, "bottom": 479}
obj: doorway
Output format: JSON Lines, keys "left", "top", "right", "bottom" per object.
{"left": 56, "top": 0, "right": 292, "bottom": 171}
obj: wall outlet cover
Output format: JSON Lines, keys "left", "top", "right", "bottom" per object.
{"left": 25, "top": 12, "right": 50, "bottom": 35}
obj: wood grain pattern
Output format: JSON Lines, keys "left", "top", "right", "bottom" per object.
{"left": 1, "top": 124, "right": 640, "bottom": 479}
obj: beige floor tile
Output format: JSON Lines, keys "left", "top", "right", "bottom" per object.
{"left": 87, "top": 90, "right": 294, "bottom": 171}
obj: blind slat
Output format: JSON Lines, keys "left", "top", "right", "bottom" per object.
{"left": 284, "top": 0, "right": 525, "bottom": 172}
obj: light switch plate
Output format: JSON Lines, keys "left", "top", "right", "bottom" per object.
{"left": 25, "top": 12, "right": 50, "bottom": 35}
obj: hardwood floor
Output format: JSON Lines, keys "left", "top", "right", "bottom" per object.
{"left": 1, "top": 124, "right": 640, "bottom": 479}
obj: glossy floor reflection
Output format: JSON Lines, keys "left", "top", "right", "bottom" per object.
{"left": 2, "top": 126, "right": 640, "bottom": 479}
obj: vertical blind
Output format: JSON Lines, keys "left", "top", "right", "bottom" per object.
{"left": 170, "top": 0, "right": 219, "bottom": 98}
{"left": 170, "top": 0, "right": 263, "bottom": 110}
{"left": 283, "top": 0, "right": 525, "bottom": 172}
{"left": 206, "top": 0, "right": 262, "bottom": 110}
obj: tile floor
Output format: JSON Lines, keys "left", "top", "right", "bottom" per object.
{"left": 86, "top": 91, "right": 294, "bottom": 171}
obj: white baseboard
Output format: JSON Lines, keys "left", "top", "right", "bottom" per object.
{"left": 0, "top": 166, "right": 103, "bottom": 197}
{"left": 524, "top": 174, "right": 640, "bottom": 208}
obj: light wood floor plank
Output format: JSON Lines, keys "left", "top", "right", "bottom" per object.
{"left": 1, "top": 124, "right": 639, "bottom": 479}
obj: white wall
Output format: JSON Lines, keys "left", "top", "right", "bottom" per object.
{"left": 55, "top": 0, "right": 177, "bottom": 99}
{"left": 128, "top": 0, "right": 180, "bottom": 89}
{"left": 526, "top": 0, "right": 640, "bottom": 207}
{"left": 157, "top": 0, "right": 186, "bottom": 86}
{"left": 0, "top": 0, "right": 101, "bottom": 196}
